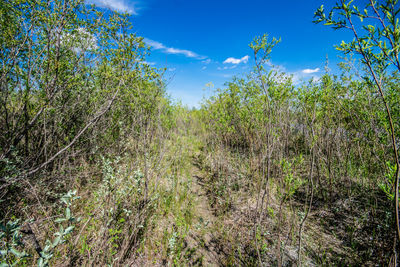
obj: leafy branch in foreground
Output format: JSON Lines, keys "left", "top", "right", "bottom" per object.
{"left": 314, "top": 0, "right": 400, "bottom": 257}
{"left": 0, "top": 190, "right": 79, "bottom": 266}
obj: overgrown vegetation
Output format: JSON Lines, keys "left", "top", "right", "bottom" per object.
{"left": 1, "top": 0, "right": 399, "bottom": 265}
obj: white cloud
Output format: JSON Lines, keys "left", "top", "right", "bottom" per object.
{"left": 165, "top": 47, "right": 198, "bottom": 58}
{"left": 168, "top": 67, "right": 176, "bottom": 72}
{"left": 302, "top": 68, "right": 320, "bottom": 74}
{"left": 202, "top": 59, "right": 211, "bottom": 64}
{"left": 223, "top": 55, "right": 249, "bottom": 64}
{"left": 217, "top": 65, "right": 237, "bottom": 70}
{"left": 89, "top": 0, "right": 138, "bottom": 14}
{"left": 202, "top": 66, "right": 207, "bottom": 70}
{"left": 143, "top": 38, "right": 206, "bottom": 59}
{"left": 143, "top": 38, "right": 164, "bottom": 50}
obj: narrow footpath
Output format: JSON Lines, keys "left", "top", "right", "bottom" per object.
{"left": 183, "top": 152, "right": 225, "bottom": 266}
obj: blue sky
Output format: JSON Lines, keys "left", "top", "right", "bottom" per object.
{"left": 90, "top": 0, "right": 354, "bottom": 107}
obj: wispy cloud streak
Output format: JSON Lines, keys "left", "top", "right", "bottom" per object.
{"left": 89, "top": 0, "right": 138, "bottom": 14}
{"left": 223, "top": 55, "right": 249, "bottom": 64}
{"left": 302, "top": 68, "right": 320, "bottom": 74}
{"left": 143, "top": 38, "right": 206, "bottom": 59}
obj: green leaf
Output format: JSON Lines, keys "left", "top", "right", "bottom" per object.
{"left": 65, "top": 207, "right": 71, "bottom": 219}
{"left": 53, "top": 236, "right": 61, "bottom": 247}
{"left": 9, "top": 247, "right": 23, "bottom": 257}
{"left": 64, "top": 226, "right": 74, "bottom": 235}
{"left": 54, "top": 218, "right": 67, "bottom": 223}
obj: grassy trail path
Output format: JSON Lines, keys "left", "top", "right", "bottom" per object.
{"left": 173, "top": 131, "right": 226, "bottom": 266}
{"left": 186, "top": 161, "right": 222, "bottom": 266}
